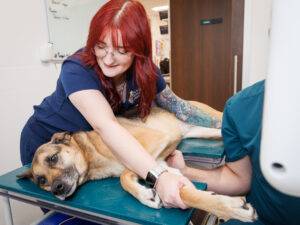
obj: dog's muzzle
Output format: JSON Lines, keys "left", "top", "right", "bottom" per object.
{"left": 51, "top": 166, "right": 79, "bottom": 200}
{"left": 51, "top": 180, "right": 69, "bottom": 196}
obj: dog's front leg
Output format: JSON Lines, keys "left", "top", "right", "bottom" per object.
{"left": 120, "top": 169, "right": 162, "bottom": 208}
{"left": 180, "top": 186, "right": 257, "bottom": 222}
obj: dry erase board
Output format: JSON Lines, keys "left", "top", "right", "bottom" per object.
{"left": 44, "top": 0, "right": 107, "bottom": 61}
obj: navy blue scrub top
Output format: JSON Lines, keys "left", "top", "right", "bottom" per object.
{"left": 32, "top": 50, "right": 166, "bottom": 138}
{"left": 222, "top": 80, "right": 300, "bottom": 225}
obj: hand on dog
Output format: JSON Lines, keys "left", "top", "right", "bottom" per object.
{"left": 155, "top": 171, "right": 193, "bottom": 209}
{"left": 166, "top": 150, "right": 187, "bottom": 172}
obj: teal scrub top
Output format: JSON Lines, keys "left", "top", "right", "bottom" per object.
{"left": 221, "top": 80, "right": 300, "bottom": 225}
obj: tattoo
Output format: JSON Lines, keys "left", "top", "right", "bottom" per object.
{"left": 155, "top": 86, "right": 220, "bottom": 128}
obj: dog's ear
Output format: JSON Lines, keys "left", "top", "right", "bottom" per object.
{"left": 17, "top": 169, "right": 33, "bottom": 180}
{"left": 51, "top": 132, "right": 72, "bottom": 145}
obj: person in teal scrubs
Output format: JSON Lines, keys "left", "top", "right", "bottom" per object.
{"left": 167, "top": 80, "right": 300, "bottom": 225}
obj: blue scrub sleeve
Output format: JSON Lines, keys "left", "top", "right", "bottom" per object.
{"left": 60, "top": 61, "right": 100, "bottom": 97}
{"left": 155, "top": 69, "right": 167, "bottom": 94}
{"left": 222, "top": 99, "right": 249, "bottom": 162}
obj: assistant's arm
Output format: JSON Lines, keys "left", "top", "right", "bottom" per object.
{"left": 167, "top": 98, "right": 252, "bottom": 195}
{"left": 168, "top": 151, "right": 252, "bottom": 195}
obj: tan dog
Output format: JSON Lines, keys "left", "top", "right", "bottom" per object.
{"left": 18, "top": 102, "right": 257, "bottom": 222}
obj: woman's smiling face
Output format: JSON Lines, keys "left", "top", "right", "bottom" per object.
{"left": 94, "top": 30, "right": 134, "bottom": 81}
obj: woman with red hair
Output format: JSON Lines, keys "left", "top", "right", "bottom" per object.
{"left": 20, "top": 0, "right": 220, "bottom": 209}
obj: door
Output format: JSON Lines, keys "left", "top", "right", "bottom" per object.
{"left": 170, "top": 0, "right": 244, "bottom": 111}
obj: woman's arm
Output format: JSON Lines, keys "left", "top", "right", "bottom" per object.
{"left": 69, "top": 89, "right": 157, "bottom": 178}
{"left": 155, "top": 86, "right": 221, "bottom": 128}
{"left": 69, "top": 89, "right": 194, "bottom": 208}
{"left": 167, "top": 150, "right": 252, "bottom": 195}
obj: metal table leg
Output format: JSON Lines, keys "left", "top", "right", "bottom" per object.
{"left": 1, "top": 192, "right": 14, "bottom": 225}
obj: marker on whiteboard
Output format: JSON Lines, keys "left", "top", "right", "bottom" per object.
{"left": 39, "top": 43, "right": 54, "bottom": 63}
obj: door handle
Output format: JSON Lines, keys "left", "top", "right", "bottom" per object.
{"left": 233, "top": 55, "right": 238, "bottom": 94}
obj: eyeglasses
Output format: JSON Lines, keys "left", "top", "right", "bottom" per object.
{"left": 94, "top": 43, "right": 131, "bottom": 59}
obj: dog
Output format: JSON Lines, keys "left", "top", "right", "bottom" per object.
{"left": 18, "top": 101, "right": 257, "bottom": 222}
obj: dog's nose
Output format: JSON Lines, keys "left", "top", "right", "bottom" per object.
{"left": 51, "top": 180, "right": 66, "bottom": 196}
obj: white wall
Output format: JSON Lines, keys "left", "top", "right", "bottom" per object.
{"left": 0, "top": 0, "right": 272, "bottom": 224}
{"left": 242, "top": 0, "right": 273, "bottom": 88}
{"left": 0, "top": 0, "right": 60, "bottom": 174}
{"left": 0, "top": 1, "right": 60, "bottom": 224}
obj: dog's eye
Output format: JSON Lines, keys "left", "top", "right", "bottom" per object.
{"left": 50, "top": 154, "right": 58, "bottom": 164}
{"left": 47, "top": 154, "right": 58, "bottom": 166}
{"left": 51, "top": 154, "right": 58, "bottom": 163}
{"left": 37, "top": 176, "right": 47, "bottom": 186}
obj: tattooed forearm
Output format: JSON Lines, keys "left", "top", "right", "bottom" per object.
{"left": 155, "top": 86, "right": 221, "bottom": 128}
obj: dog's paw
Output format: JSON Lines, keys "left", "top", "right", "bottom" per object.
{"left": 138, "top": 187, "right": 162, "bottom": 209}
{"left": 215, "top": 195, "right": 257, "bottom": 222}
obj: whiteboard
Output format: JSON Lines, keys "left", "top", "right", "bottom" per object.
{"left": 44, "top": 0, "right": 107, "bottom": 61}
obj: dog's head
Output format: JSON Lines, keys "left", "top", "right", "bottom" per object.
{"left": 18, "top": 132, "right": 88, "bottom": 200}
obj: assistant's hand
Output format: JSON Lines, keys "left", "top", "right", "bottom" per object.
{"left": 166, "top": 150, "right": 187, "bottom": 172}
{"left": 155, "top": 171, "right": 193, "bottom": 209}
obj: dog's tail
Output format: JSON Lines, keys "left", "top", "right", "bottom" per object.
{"left": 179, "top": 186, "right": 257, "bottom": 222}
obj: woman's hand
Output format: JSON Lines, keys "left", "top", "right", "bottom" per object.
{"left": 166, "top": 150, "right": 187, "bottom": 172}
{"left": 155, "top": 171, "right": 193, "bottom": 209}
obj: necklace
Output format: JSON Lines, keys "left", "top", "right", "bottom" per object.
{"left": 116, "top": 82, "right": 127, "bottom": 103}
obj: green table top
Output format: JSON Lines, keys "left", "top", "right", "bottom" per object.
{"left": 0, "top": 165, "right": 207, "bottom": 225}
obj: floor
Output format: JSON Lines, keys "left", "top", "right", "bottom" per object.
{"left": 0, "top": 198, "right": 43, "bottom": 225}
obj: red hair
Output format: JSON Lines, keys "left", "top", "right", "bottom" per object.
{"left": 80, "top": 0, "right": 157, "bottom": 118}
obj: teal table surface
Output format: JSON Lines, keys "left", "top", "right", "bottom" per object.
{"left": 0, "top": 165, "right": 207, "bottom": 225}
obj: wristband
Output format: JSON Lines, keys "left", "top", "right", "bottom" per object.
{"left": 145, "top": 165, "right": 168, "bottom": 188}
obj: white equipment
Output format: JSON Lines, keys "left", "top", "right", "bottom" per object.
{"left": 261, "top": 0, "right": 300, "bottom": 197}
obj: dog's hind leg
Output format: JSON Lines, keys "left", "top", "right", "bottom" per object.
{"left": 120, "top": 169, "right": 162, "bottom": 208}
{"left": 183, "top": 126, "right": 222, "bottom": 139}
{"left": 180, "top": 186, "right": 257, "bottom": 222}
